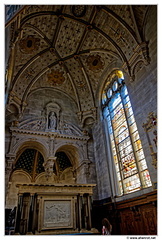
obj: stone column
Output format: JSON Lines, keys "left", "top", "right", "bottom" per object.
{"left": 37, "top": 196, "right": 42, "bottom": 233}
{"left": 15, "top": 193, "right": 23, "bottom": 233}
{"left": 5, "top": 154, "right": 16, "bottom": 199}
{"left": 27, "top": 194, "right": 35, "bottom": 233}
{"left": 77, "top": 194, "right": 83, "bottom": 231}
{"left": 87, "top": 195, "right": 92, "bottom": 230}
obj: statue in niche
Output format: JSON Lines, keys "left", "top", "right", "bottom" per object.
{"left": 48, "top": 111, "right": 57, "bottom": 130}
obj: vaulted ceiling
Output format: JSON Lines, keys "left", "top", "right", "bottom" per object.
{"left": 6, "top": 5, "right": 151, "bottom": 125}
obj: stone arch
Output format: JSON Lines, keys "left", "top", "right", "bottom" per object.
{"left": 6, "top": 102, "right": 20, "bottom": 123}
{"left": 59, "top": 166, "right": 75, "bottom": 183}
{"left": 83, "top": 116, "right": 95, "bottom": 126}
{"left": 12, "top": 139, "right": 48, "bottom": 164}
{"left": 54, "top": 144, "right": 80, "bottom": 169}
{"left": 6, "top": 170, "right": 32, "bottom": 209}
{"left": 35, "top": 172, "right": 47, "bottom": 184}
{"left": 97, "top": 67, "right": 129, "bottom": 120}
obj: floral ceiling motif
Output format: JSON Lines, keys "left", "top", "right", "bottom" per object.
{"left": 19, "top": 35, "right": 40, "bottom": 54}
{"left": 6, "top": 5, "right": 151, "bottom": 116}
{"left": 86, "top": 55, "right": 105, "bottom": 72}
{"left": 47, "top": 70, "right": 65, "bottom": 86}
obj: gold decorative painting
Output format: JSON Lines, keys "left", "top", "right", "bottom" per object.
{"left": 47, "top": 70, "right": 65, "bottom": 86}
{"left": 86, "top": 55, "right": 104, "bottom": 72}
{"left": 19, "top": 36, "right": 40, "bottom": 54}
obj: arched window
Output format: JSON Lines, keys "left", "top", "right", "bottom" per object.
{"left": 54, "top": 151, "right": 72, "bottom": 174}
{"left": 102, "top": 70, "right": 152, "bottom": 195}
{"left": 15, "top": 148, "right": 44, "bottom": 180}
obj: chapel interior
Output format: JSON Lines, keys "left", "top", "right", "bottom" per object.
{"left": 5, "top": 4, "right": 157, "bottom": 235}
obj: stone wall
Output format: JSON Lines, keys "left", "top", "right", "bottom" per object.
{"left": 92, "top": 121, "right": 112, "bottom": 200}
{"left": 24, "top": 88, "right": 79, "bottom": 126}
{"left": 92, "top": 6, "right": 157, "bottom": 201}
{"left": 126, "top": 6, "right": 157, "bottom": 184}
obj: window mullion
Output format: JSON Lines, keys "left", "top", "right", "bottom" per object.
{"left": 119, "top": 91, "right": 143, "bottom": 188}
{"left": 32, "top": 150, "right": 39, "bottom": 182}
{"left": 108, "top": 105, "right": 126, "bottom": 195}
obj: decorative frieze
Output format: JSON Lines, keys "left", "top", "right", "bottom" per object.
{"left": 16, "top": 183, "right": 96, "bottom": 195}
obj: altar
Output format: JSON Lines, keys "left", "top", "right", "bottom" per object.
{"left": 15, "top": 183, "right": 97, "bottom": 235}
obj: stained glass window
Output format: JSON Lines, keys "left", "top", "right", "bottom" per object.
{"left": 102, "top": 70, "right": 152, "bottom": 195}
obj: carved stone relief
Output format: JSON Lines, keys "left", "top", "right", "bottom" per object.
{"left": 18, "top": 116, "right": 84, "bottom": 136}
{"left": 43, "top": 200, "right": 71, "bottom": 228}
{"left": 19, "top": 119, "right": 46, "bottom": 131}
{"left": 142, "top": 112, "right": 157, "bottom": 169}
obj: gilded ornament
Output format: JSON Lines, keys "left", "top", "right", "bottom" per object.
{"left": 47, "top": 70, "right": 65, "bottom": 86}
{"left": 19, "top": 36, "right": 40, "bottom": 54}
{"left": 86, "top": 55, "right": 104, "bottom": 72}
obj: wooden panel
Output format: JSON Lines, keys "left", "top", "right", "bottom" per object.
{"left": 119, "top": 204, "right": 157, "bottom": 235}
{"left": 120, "top": 210, "right": 137, "bottom": 235}
{"left": 140, "top": 205, "right": 157, "bottom": 235}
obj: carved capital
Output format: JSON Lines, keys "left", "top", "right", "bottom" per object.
{"left": 77, "top": 111, "right": 83, "bottom": 123}
{"left": 135, "top": 42, "right": 151, "bottom": 66}
{"left": 142, "top": 112, "right": 157, "bottom": 132}
{"left": 5, "top": 154, "right": 16, "bottom": 173}
{"left": 151, "top": 152, "right": 157, "bottom": 169}
{"left": 43, "top": 157, "right": 57, "bottom": 180}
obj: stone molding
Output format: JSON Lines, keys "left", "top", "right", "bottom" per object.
{"left": 16, "top": 183, "right": 96, "bottom": 195}
{"left": 10, "top": 126, "right": 89, "bottom": 141}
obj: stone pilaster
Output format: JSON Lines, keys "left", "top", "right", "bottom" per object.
{"left": 5, "top": 154, "right": 16, "bottom": 199}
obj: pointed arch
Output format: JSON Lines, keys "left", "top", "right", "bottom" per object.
{"left": 101, "top": 69, "right": 152, "bottom": 195}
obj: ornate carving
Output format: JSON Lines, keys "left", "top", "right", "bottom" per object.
{"left": 139, "top": 42, "right": 151, "bottom": 66}
{"left": 143, "top": 112, "right": 157, "bottom": 169}
{"left": 59, "top": 122, "right": 83, "bottom": 136}
{"left": 44, "top": 200, "right": 71, "bottom": 227}
{"left": 43, "top": 157, "right": 56, "bottom": 180}
{"left": 86, "top": 55, "right": 104, "bottom": 72}
{"left": 142, "top": 112, "right": 157, "bottom": 132}
{"left": 45, "top": 102, "right": 61, "bottom": 132}
{"left": 48, "top": 112, "right": 57, "bottom": 130}
{"left": 46, "top": 70, "right": 65, "bottom": 86}
{"left": 19, "top": 36, "right": 40, "bottom": 54}
{"left": 133, "top": 61, "right": 143, "bottom": 75}
{"left": 5, "top": 154, "right": 16, "bottom": 174}
{"left": 19, "top": 119, "right": 46, "bottom": 131}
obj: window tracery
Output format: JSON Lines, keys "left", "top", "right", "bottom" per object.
{"left": 102, "top": 70, "right": 152, "bottom": 195}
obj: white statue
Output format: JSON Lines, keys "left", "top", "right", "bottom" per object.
{"left": 48, "top": 111, "right": 57, "bottom": 130}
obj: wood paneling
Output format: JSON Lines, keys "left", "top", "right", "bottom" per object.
{"left": 119, "top": 204, "right": 157, "bottom": 235}
{"left": 140, "top": 205, "right": 157, "bottom": 235}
